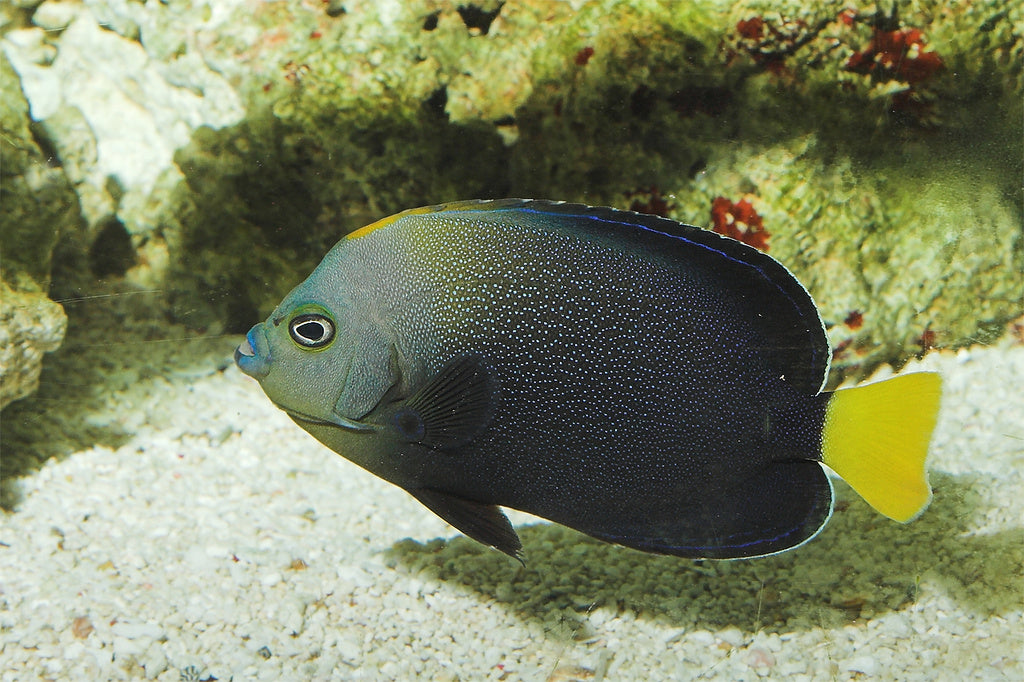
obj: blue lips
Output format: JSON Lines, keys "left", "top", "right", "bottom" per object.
{"left": 235, "top": 324, "right": 271, "bottom": 379}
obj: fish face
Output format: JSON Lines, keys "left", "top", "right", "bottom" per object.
{"left": 236, "top": 233, "right": 403, "bottom": 437}
{"left": 236, "top": 299, "right": 364, "bottom": 429}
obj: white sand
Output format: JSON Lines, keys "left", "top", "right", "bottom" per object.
{"left": 1, "top": 317, "right": 1021, "bottom": 681}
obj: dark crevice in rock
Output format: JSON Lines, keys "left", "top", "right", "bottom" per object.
{"left": 88, "top": 217, "right": 135, "bottom": 278}
{"left": 457, "top": 3, "right": 504, "bottom": 35}
{"left": 425, "top": 87, "right": 448, "bottom": 118}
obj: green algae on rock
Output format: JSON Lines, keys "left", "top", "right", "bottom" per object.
{"left": 0, "top": 48, "right": 75, "bottom": 407}
{"left": 4, "top": 0, "right": 1022, "bottom": 380}
{"left": 0, "top": 282, "right": 67, "bottom": 409}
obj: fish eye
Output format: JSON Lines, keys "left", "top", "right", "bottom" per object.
{"left": 289, "top": 313, "right": 335, "bottom": 349}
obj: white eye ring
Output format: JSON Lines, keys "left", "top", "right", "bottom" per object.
{"left": 289, "top": 313, "right": 335, "bottom": 349}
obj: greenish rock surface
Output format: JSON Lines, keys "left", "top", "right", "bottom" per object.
{"left": 0, "top": 282, "right": 67, "bottom": 409}
{"left": 4, "top": 0, "right": 1023, "bottom": 384}
{"left": 0, "top": 47, "right": 73, "bottom": 408}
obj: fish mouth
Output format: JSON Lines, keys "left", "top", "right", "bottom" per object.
{"left": 236, "top": 336, "right": 255, "bottom": 358}
{"left": 235, "top": 324, "right": 271, "bottom": 379}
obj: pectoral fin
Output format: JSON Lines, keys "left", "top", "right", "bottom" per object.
{"left": 409, "top": 488, "right": 522, "bottom": 561}
{"left": 390, "top": 356, "right": 497, "bottom": 449}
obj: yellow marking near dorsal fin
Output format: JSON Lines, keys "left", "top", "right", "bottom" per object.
{"left": 821, "top": 372, "right": 942, "bottom": 522}
{"left": 346, "top": 200, "right": 528, "bottom": 240}
{"left": 344, "top": 201, "right": 517, "bottom": 241}
{"left": 345, "top": 205, "right": 437, "bottom": 241}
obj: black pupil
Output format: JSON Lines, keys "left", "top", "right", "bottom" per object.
{"left": 296, "top": 321, "right": 325, "bottom": 341}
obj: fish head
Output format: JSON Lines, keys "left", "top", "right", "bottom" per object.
{"left": 235, "top": 297, "right": 349, "bottom": 424}
{"left": 235, "top": 255, "right": 398, "bottom": 433}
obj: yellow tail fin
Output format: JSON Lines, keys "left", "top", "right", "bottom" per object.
{"left": 821, "top": 372, "right": 942, "bottom": 522}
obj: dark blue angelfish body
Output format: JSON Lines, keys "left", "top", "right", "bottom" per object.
{"left": 236, "top": 200, "right": 940, "bottom": 560}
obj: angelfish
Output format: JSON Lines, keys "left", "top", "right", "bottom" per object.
{"left": 235, "top": 199, "right": 941, "bottom": 560}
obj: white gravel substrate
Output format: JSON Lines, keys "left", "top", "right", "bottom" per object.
{"left": 1, "top": 320, "right": 1021, "bottom": 681}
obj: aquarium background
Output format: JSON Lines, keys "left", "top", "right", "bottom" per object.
{"left": 1, "top": 1, "right": 1021, "bottom": 680}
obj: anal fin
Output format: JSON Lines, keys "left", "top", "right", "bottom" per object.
{"left": 409, "top": 488, "right": 523, "bottom": 561}
{"left": 586, "top": 461, "right": 834, "bottom": 559}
